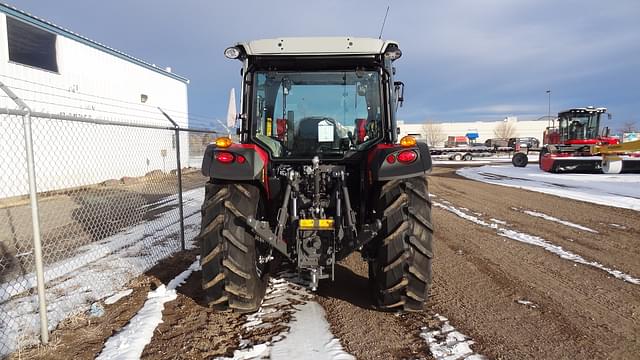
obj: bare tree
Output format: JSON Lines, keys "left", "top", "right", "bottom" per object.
{"left": 619, "top": 121, "right": 637, "bottom": 133}
{"left": 493, "top": 121, "right": 517, "bottom": 139}
{"left": 422, "top": 120, "right": 447, "bottom": 147}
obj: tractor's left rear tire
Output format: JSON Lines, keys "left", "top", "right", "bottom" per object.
{"left": 198, "top": 182, "right": 268, "bottom": 312}
{"left": 368, "top": 176, "right": 434, "bottom": 312}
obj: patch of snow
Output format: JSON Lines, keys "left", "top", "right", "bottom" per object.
{"left": 97, "top": 259, "right": 201, "bottom": 360}
{"left": 222, "top": 274, "right": 353, "bottom": 360}
{"left": 420, "top": 313, "right": 486, "bottom": 360}
{"left": 227, "top": 343, "right": 270, "bottom": 359}
{"left": 490, "top": 218, "right": 507, "bottom": 225}
{"left": 609, "top": 223, "right": 627, "bottom": 229}
{"left": 456, "top": 165, "right": 640, "bottom": 211}
{"left": 104, "top": 289, "right": 133, "bottom": 305}
{"left": 434, "top": 201, "right": 640, "bottom": 285}
{"left": 271, "top": 302, "right": 354, "bottom": 360}
{"left": 521, "top": 209, "right": 597, "bottom": 233}
{"left": 516, "top": 299, "right": 538, "bottom": 308}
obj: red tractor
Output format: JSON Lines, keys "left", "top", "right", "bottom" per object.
{"left": 539, "top": 107, "right": 640, "bottom": 174}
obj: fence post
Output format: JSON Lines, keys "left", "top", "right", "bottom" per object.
{"left": 0, "top": 81, "right": 49, "bottom": 344}
{"left": 158, "top": 108, "right": 186, "bottom": 251}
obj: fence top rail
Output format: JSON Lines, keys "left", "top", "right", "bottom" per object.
{"left": 0, "top": 108, "right": 220, "bottom": 134}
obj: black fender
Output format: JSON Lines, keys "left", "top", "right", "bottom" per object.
{"left": 201, "top": 144, "right": 268, "bottom": 181}
{"left": 368, "top": 142, "right": 433, "bottom": 182}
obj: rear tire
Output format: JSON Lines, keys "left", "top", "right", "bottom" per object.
{"left": 198, "top": 182, "right": 268, "bottom": 312}
{"left": 369, "top": 176, "right": 434, "bottom": 311}
{"left": 512, "top": 152, "right": 528, "bottom": 167}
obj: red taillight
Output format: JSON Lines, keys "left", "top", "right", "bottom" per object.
{"left": 397, "top": 150, "right": 417, "bottom": 164}
{"left": 215, "top": 151, "right": 234, "bottom": 164}
{"left": 236, "top": 154, "right": 246, "bottom": 164}
{"left": 386, "top": 154, "right": 396, "bottom": 164}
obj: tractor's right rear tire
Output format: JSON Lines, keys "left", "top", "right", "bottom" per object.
{"left": 198, "top": 182, "right": 268, "bottom": 312}
{"left": 369, "top": 176, "right": 434, "bottom": 312}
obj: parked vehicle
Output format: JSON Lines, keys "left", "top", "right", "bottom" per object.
{"left": 484, "top": 138, "right": 509, "bottom": 148}
{"left": 508, "top": 137, "right": 540, "bottom": 149}
{"left": 536, "top": 107, "right": 640, "bottom": 173}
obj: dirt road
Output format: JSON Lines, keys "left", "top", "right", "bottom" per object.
{"left": 13, "top": 164, "right": 640, "bottom": 359}
{"left": 319, "top": 165, "right": 640, "bottom": 359}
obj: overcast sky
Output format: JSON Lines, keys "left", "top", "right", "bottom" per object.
{"left": 8, "top": 0, "right": 640, "bottom": 130}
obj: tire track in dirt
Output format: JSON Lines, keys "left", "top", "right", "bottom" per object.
{"left": 430, "top": 166, "right": 640, "bottom": 276}
{"left": 424, "top": 165, "right": 640, "bottom": 359}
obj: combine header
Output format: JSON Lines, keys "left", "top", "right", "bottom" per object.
{"left": 538, "top": 107, "right": 640, "bottom": 174}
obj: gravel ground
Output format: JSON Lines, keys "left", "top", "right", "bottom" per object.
{"left": 10, "top": 164, "right": 640, "bottom": 359}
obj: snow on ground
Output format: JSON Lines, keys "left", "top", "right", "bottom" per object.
{"left": 97, "top": 259, "right": 201, "bottom": 360}
{"left": 104, "top": 289, "right": 133, "bottom": 305}
{"left": 420, "top": 314, "right": 487, "bottom": 360}
{"left": 225, "top": 273, "right": 353, "bottom": 360}
{"left": 516, "top": 300, "right": 538, "bottom": 309}
{"left": 456, "top": 165, "right": 640, "bottom": 211}
{"left": 433, "top": 200, "right": 640, "bottom": 285}
{"left": 0, "top": 188, "right": 204, "bottom": 357}
{"left": 271, "top": 302, "right": 354, "bottom": 360}
{"left": 517, "top": 209, "right": 597, "bottom": 233}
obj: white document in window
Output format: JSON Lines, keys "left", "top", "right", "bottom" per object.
{"left": 318, "top": 120, "right": 334, "bottom": 142}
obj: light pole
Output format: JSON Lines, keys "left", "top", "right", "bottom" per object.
{"left": 546, "top": 90, "right": 551, "bottom": 127}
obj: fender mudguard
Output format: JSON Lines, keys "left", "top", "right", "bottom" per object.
{"left": 201, "top": 144, "right": 268, "bottom": 181}
{"left": 368, "top": 142, "right": 432, "bottom": 181}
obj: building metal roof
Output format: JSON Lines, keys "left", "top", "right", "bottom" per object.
{"left": 0, "top": 2, "right": 189, "bottom": 83}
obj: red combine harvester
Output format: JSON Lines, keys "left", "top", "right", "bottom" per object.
{"left": 539, "top": 107, "right": 640, "bottom": 174}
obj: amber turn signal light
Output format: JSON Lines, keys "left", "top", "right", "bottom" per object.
{"left": 215, "top": 137, "right": 233, "bottom": 148}
{"left": 400, "top": 135, "right": 417, "bottom": 147}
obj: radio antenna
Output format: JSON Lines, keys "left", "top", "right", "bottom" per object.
{"left": 378, "top": 5, "right": 390, "bottom": 39}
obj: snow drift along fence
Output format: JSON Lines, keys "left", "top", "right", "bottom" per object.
{"left": 0, "top": 82, "right": 214, "bottom": 357}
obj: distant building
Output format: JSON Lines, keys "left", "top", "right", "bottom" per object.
{"left": 398, "top": 117, "right": 548, "bottom": 147}
{"left": 0, "top": 3, "right": 190, "bottom": 197}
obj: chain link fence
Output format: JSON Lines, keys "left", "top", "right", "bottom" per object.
{"left": 0, "top": 83, "right": 215, "bottom": 357}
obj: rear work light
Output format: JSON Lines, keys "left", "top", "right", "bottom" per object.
{"left": 397, "top": 150, "right": 418, "bottom": 164}
{"left": 215, "top": 151, "right": 234, "bottom": 164}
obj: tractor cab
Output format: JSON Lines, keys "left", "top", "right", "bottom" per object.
{"left": 544, "top": 107, "right": 618, "bottom": 146}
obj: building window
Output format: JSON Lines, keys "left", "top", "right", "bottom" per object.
{"left": 6, "top": 17, "right": 58, "bottom": 72}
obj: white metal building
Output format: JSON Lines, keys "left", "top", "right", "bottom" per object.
{"left": 0, "top": 4, "right": 190, "bottom": 197}
{"left": 398, "top": 117, "right": 549, "bottom": 147}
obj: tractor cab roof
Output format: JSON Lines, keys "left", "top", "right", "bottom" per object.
{"left": 559, "top": 107, "right": 607, "bottom": 114}
{"left": 235, "top": 37, "right": 399, "bottom": 57}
